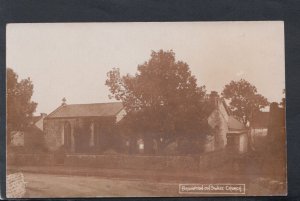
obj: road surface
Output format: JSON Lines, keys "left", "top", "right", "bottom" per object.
{"left": 17, "top": 171, "right": 286, "bottom": 198}
{"left": 23, "top": 172, "right": 179, "bottom": 197}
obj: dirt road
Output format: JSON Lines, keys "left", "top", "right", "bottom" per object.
{"left": 18, "top": 172, "right": 286, "bottom": 198}
{"left": 23, "top": 172, "right": 179, "bottom": 198}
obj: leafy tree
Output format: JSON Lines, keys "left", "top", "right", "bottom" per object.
{"left": 7, "top": 68, "right": 37, "bottom": 143}
{"left": 222, "top": 79, "right": 269, "bottom": 126}
{"left": 280, "top": 89, "right": 286, "bottom": 108}
{"left": 105, "top": 50, "right": 207, "bottom": 150}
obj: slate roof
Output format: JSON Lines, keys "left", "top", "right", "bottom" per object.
{"left": 30, "top": 116, "right": 43, "bottom": 124}
{"left": 46, "top": 102, "right": 124, "bottom": 119}
{"left": 228, "top": 116, "right": 245, "bottom": 130}
{"left": 203, "top": 97, "right": 245, "bottom": 130}
{"left": 201, "top": 98, "right": 231, "bottom": 117}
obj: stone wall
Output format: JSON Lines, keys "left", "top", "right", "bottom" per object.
{"left": 44, "top": 118, "right": 76, "bottom": 152}
{"left": 44, "top": 118, "right": 61, "bottom": 151}
{"left": 43, "top": 119, "right": 64, "bottom": 151}
{"left": 207, "top": 108, "right": 229, "bottom": 150}
{"left": 44, "top": 117, "right": 122, "bottom": 153}
{"left": 64, "top": 154, "right": 200, "bottom": 171}
{"left": 7, "top": 150, "right": 232, "bottom": 172}
{"left": 7, "top": 153, "right": 55, "bottom": 166}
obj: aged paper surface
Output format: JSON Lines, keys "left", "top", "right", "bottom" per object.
{"left": 6, "top": 21, "right": 286, "bottom": 197}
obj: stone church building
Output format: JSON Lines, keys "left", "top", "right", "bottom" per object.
{"left": 44, "top": 102, "right": 126, "bottom": 153}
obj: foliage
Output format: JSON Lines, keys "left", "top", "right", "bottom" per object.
{"left": 280, "top": 89, "right": 286, "bottom": 108}
{"left": 7, "top": 68, "right": 37, "bottom": 142}
{"left": 222, "top": 79, "right": 269, "bottom": 126}
{"left": 106, "top": 50, "right": 208, "bottom": 145}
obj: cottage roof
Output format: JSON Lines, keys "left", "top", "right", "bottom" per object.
{"left": 201, "top": 98, "right": 231, "bottom": 116}
{"left": 228, "top": 116, "right": 245, "bottom": 130}
{"left": 31, "top": 115, "right": 45, "bottom": 123}
{"left": 46, "top": 102, "right": 124, "bottom": 119}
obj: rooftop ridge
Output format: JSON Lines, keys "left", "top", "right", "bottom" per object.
{"left": 63, "top": 101, "right": 122, "bottom": 106}
{"left": 45, "top": 101, "right": 124, "bottom": 119}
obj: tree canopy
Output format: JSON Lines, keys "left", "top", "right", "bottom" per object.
{"left": 222, "top": 79, "right": 269, "bottom": 126}
{"left": 7, "top": 68, "right": 37, "bottom": 137}
{"left": 105, "top": 50, "right": 208, "bottom": 142}
{"left": 280, "top": 89, "right": 285, "bottom": 108}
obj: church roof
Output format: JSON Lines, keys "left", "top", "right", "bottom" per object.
{"left": 46, "top": 102, "right": 124, "bottom": 119}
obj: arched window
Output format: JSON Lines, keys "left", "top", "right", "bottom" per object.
{"left": 89, "top": 121, "right": 95, "bottom": 147}
{"left": 64, "top": 121, "right": 72, "bottom": 151}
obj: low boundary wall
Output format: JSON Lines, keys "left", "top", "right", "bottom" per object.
{"left": 7, "top": 150, "right": 232, "bottom": 171}
{"left": 7, "top": 153, "right": 54, "bottom": 166}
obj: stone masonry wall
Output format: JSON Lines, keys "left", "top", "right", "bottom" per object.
{"left": 7, "top": 150, "right": 232, "bottom": 171}
{"left": 207, "top": 109, "right": 229, "bottom": 150}
{"left": 44, "top": 118, "right": 76, "bottom": 152}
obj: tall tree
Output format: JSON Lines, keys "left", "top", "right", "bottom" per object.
{"left": 7, "top": 68, "right": 37, "bottom": 143}
{"left": 222, "top": 79, "right": 269, "bottom": 126}
{"left": 105, "top": 50, "right": 207, "bottom": 145}
{"left": 280, "top": 89, "right": 286, "bottom": 108}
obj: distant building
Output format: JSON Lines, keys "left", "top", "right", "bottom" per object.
{"left": 24, "top": 113, "right": 47, "bottom": 149}
{"left": 10, "top": 113, "right": 47, "bottom": 149}
{"left": 249, "top": 102, "right": 285, "bottom": 153}
{"left": 250, "top": 103, "right": 285, "bottom": 137}
{"left": 250, "top": 111, "right": 269, "bottom": 137}
{"left": 30, "top": 113, "right": 47, "bottom": 131}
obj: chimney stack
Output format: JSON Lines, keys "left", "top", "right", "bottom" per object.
{"left": 40, "top": 113, "right": 47, "bottom": 118}
{"left": 209, "top": 91, "right": 220, "bottom": 106}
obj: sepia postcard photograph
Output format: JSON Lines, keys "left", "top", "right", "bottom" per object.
{"left": 6, "top": 21, "right": 286, "bottom": 198}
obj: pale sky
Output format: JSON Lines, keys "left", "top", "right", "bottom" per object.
{"left": 6, "top": 21, "right": 285, "bottom": 115}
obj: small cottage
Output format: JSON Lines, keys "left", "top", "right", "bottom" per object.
{"left": 10, "top": 113, "right": 47, "bottom": 149}
{"left": 205, "top": 97, "right": 245, "bottom": 152}
{"left": 24, "top": 113, "right": 47, "bottom": 149}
